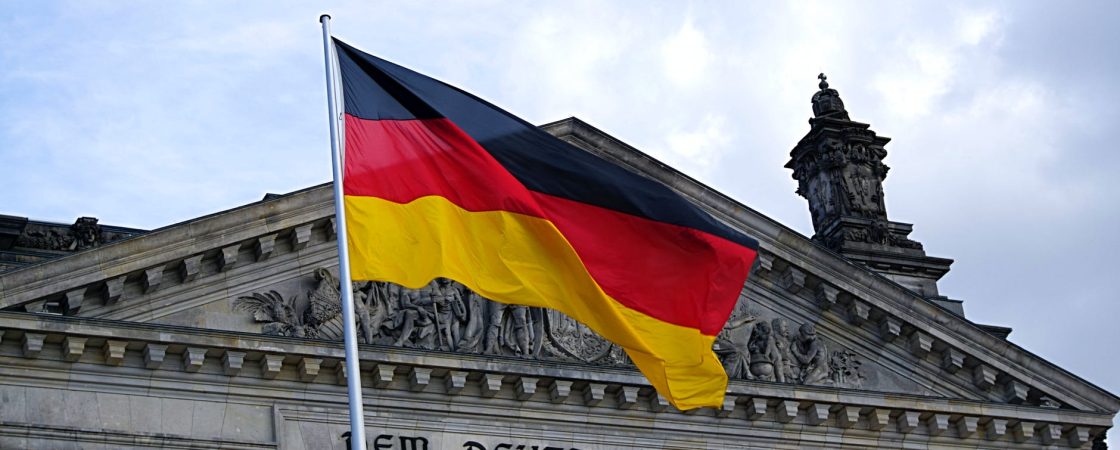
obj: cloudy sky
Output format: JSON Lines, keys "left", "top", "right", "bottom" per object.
{"left": 2, "top": 0, "right": 1117, "bottom": 426}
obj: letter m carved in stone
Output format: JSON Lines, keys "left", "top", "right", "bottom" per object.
{"left": 399, "top": 436, "right": 429, "bottom": 450}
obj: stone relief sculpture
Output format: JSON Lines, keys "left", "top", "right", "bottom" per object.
{"left": 714, "top": 309, "right": 865, "bottom": 389}
{"left": 235, "top": 268, "right": 860, "bottom": 386}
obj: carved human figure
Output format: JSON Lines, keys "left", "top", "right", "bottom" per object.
{"left": 434, "top": 279, "right": 467, "bottom": 351}
{"left": 770, "top": 318, "right": 796, "bottom": 383}
{"left": 791, "top": 323, "right": 829, "bottom": 385}
{"left": 715, "top": 313, "right": 757, "bottom": 380}
{"left": 457, "top": 289, "right": 487, "bottom": 353}
{"left": 485, "top": 301, "right": 532, "bottom": 357}
{"left": 392, "top": 287, "right": 435, "bottom": 348}
{"left": 352, "top": 281, "right": 374, "bottom": 344}
{"left": 747, "top": 321, "right": 777, "bottom": 381}
{"left": 69, "top": 217, "right": 101, "bottom": 251}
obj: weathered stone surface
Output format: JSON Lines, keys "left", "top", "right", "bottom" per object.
{"left": 142, "top": 266, "right": 163, "bottom": 293}
{"left": 21, "top": 332, "right": 44, "bottom": 358}
{"left": 879, "top": 317, "right": 901, "bottom": 342}
{"left": 1005, "top": 379, "right": 1029, "bottom": 404}
{"left": 408, "top": 366, "right": 431, "bottom": 391}
{"left": 179, "top": 254, "right": 203, "bottom": 282}
{"left": 835, "top": 405, "right": 860, "bottom": 428}
{"left": 219, "top": 244, "right": 240, "bottom": 271}
{"left": 909, "top": 331, "right": 932, "bottom": 357}
{"left": 847, "top": 301, "right": 870, "bottom": 324}
{"left": 261, "top": 354, "right": 284, "bottom": 379}
{"left": 867, "top": 408, "right": 891, "bottom": 430}
{"left": 816, "top": 284, "right": 839, "bottom": 310}
{"left": 779, "top": 266, "right": 806, "bottom": 294}
{"left": 371, "top": 363, "right": 395, "bottom": 387}
{"left": 298, "top": 357, "right": 321, "bottom": 382}
{"left": 583, "top": 383, "right": 606, "bottom": 406}
{"left": 255, "top": 234, "right": 276, "bottom": 261}
{"left": 64, "top": 288, "right": 85, "bottom": 314}
{"left": 1038, "top": 422, "right": 1062, "bottom": 445}
{"left": 290, "top": 223, "right": 313, "bottom": 251}
{"left": 745, "top": 398, "right": 767, "bottom": 420}
{"left": 1013, "top": 420, "right": 1035, "bottom": 442}
{"left": 1067, "top": 426, "right": 1090, "bottom": 447}
{"left": 182, "top": 347, "right": 206, "bottom": 372}
{"left": 648, "top": 393, "right": 670, "bottom": 412}
{"left": 987, "top": 418, "right": 1008, "bottom": 440}
{"left": 717, "top": 395, "right": 737, "bottom": 417}
{"left": 973, "top": 364, "right": 997, "bottom": 390}
{"left": 103, "top": 275, "right": 126, "bottom": 304}
{"left": 927, "top": 413, "right": 949, "bottom": 436}
{"left": 480, "top": 373, "right": 503, "bottom": 398}
{"left": 515, "top": 376, "right": 538, "bottom": 400}
{"left": 548, "top": 379, "right": 572, "bottom": 403}
{"left": 143, "top": 343, "right": 167, "bottom": 369}
{"left": 222, "top": 350, "right": 245, "bottom": 376}
{"left": 615, "top": 386, "right": 638, "bottom": 409}
{"left": 775, "top": 400, "right": 798, "bottom": 423}
{"left": 941, "top": 347, "right": 964, "bottom": 374}
{"left": 957, "top": 416, "right": 979, "bottom": 438}
{"left": 445, "top": 370, "right": 468, "bottom": 395}
{"left": 102, "top": 340, "right": 126, "bottom": 366}
{"left": 806, "top": 403, "right": 830, "bottom": 425}
{"left": 62, "top": 336, "right": 87, "bottom": 362}
{"left": 896, "top": 410, "right": 920, "bottom": 433}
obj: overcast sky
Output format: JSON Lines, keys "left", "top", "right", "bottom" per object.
{"left": 2, "top": 0, "right": 1117, "bottom": 428}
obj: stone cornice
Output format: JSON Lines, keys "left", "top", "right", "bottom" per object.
{"left": 0, "top": 311, "right": 1108, "bottom": 448}
{"left": 0, "top": 184, "right": 334, "bottom": 309}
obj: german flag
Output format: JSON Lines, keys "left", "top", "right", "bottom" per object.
{"left": 335, "top": 39, "right": 759, "bottom": 410}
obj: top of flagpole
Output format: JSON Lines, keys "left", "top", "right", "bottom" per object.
{"left": 320, "top": 14, "right": 331, "bottom": 22}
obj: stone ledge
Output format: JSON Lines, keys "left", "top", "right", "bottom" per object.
{"left": 0, "top": 312, "right": 1110, "bottom": 448}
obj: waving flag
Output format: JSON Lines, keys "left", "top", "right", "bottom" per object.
{"left": 334, "top": 39, "right": 758, "bottom": 409}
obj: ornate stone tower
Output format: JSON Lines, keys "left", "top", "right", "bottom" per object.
{"left": 787, "top": 74, "right": 959, "bottom": 312}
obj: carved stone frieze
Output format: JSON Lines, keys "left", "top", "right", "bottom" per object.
{"left": 713, "top": 308, "right": 864, "bottom": 388}
{"left": 11, "top": 217, "right": 139, "bottom": 252}
{"left": 234, "top": 267, "right": 865, "bottom": 389}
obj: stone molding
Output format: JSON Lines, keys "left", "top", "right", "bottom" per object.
{"left": 0, "top": 311, "right": 1109, "bottom": 448}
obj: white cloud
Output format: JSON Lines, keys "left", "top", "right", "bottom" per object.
{"left": 664, "top": 114, "right": 731, "bottom": 171}
{"left": 661, "top": 18, "right": 711, "bottom": 87}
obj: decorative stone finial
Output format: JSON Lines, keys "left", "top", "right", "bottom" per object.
{"left": 811, "top": 73, "right": 848, "bottom": 119}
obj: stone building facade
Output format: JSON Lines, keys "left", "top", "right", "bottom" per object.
{"left": 0, "top": 79, "right": 1115, "bottom": 449}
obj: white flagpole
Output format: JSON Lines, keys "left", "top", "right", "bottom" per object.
{"left": 319, "top": 14, "right": 368, "bottom": 450}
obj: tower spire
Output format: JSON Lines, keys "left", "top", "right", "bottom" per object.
{"left": 786, "top": 74, "right": 957, "bottom": 312}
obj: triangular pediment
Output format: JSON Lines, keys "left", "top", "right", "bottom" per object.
{"left": 0, "top": 118, "right": 1115, "bottom": 420}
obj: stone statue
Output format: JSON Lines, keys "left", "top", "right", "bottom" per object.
{"left": 393, "top": 287, "right": 436, "bottom": 348}
{"left": 457, "top": 289, "right": 487, "bottom": 353}
{"left": 69, "top": 217, "right": 102, "bottom": 251}
{"left": 747, "top": 321, "right": 777, "bottom": 381}
{"left": 486, "top": 301, "right": 533, "bottom": 357}
{"left": 715, "top": 313, "right": 758, "bottom": 380}
{"left": 770, "top": 318, "right": 796, "bottom": 383}
{"left": 791, "top": 323, "right": 829, "bottom": 385}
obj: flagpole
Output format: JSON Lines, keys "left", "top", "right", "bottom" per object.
{"left": 319, "top": 14, "right": 368, "bottom": 450}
